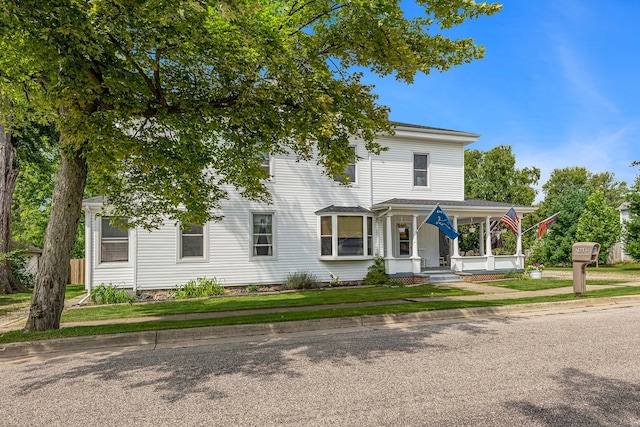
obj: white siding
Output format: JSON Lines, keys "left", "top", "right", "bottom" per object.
{"left": 89, "top": 215, "right": 135, "bottom": 289}
{"left": 86, "top": 129, "right": 471, "bottom": 289}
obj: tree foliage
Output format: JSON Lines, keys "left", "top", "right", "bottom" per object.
{"left": 576, "top": 190, "right": 621, "bottom": 264}
{"left": 462, "top": 144, "right": 539, "bottom": 255}
{"left": 0, "top": 0, "right": 502, "bottom": 329}
{"left": 623, "top": 176, "right": 640, "bottom": 260}
{"left": 533, "top": 167, "right": 628, "bottom": 265}
{"left": 464, "top": 145, "right": 540, "bottom": 206}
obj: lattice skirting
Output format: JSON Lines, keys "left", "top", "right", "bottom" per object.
{"left": 391, "top": 275, "right": 430, "bottom": 285}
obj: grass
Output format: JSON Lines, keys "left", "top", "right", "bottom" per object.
{"left": 486, "top": 279, "right": 626, "bottom": 291}
{"left": 60, "top": 284, "right": 477, "bottom": 323}
{"left": 2, "top": 285, "right": 640, "bottom": 344}
{"left": 0, "top": 284, "right": 85, "bottom": 316}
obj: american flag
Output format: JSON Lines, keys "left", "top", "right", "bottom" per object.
{"left": 537, "top": 214, "right": 558, "bottom": 239}
{"left": 500, "top": 207, "right": 519, "bottom": 234}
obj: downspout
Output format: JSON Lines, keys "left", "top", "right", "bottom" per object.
{"left": 79, "top": 208, "right": 93, "bottom": 305}
{"left": 369, "top": 153, "right": 374, "bottom": 208}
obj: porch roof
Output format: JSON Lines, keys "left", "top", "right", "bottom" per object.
{"left": 371, "top": 198, "right": 536, "bottom": 222}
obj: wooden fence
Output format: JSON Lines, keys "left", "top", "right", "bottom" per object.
{"left": 69, "top": 258, "right": 85, "bottom": 285}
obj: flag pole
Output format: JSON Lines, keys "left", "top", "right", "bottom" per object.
{"left": 523, "top": 211, "right": 561, "bottom": 235}
{"left": 490, "top": 206, "right": 514, "bottom": 233}
{"left": 417, "top": 204, "right": 439, "bottom": 233}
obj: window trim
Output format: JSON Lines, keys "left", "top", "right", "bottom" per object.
{"left": 98, "top": 216, "right": 131, "bottom": 266}
{"left": 250, "top": 211, "right": 276, "bottom": 260}
{"left": 177, "top": 222, "right": 209, "bottom": 263}
{"left": 318, "top": 213, "right": 374, "bottom": 260}
{"left": 412, "top": 152, "right": 430, "bottom": 189}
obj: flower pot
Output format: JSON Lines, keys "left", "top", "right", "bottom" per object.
{"left": 529, "top": 270, "right": 542, "bottom": 279}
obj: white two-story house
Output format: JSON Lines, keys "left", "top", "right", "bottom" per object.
{"left": 82, "top": 122, "right": 535, "bottom": 291}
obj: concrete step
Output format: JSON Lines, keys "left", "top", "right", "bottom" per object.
{"left": 416, "top": 271, "right": 463, "bottom": 284}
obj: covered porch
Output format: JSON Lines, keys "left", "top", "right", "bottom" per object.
{"left": 371, "top": 198, "right": 536, "bottom": 276}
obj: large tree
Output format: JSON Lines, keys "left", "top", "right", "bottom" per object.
{"left": 0, "top": 0, "right": 502, "bottom": 330}
{"left": 532, "top": 167, "right": 627, "bottom": 265}
{"left": 576, "top": 190, "right": 621, "bottom": 265}
{"left": 623, "top": 175, "right": 640, "bottom": 260}
{"left": 464, "top": 145, "right": 540, "bottom": 206}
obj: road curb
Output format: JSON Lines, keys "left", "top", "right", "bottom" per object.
{"left": 3, "top": 295, "right": 640, "bottom": 358}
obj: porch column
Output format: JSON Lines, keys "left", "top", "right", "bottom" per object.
{"left": 485, "top": 216, "right": 492, "bottom": 256}
{"left": 385, "top": 214, "right": 393, "bottom": 258}
{"left": 452, "top": 215, "right": 460, "bottom": 257}
{"left": 479, "top": 222, "right": 485, "bottom": 256}
{"left": 516, "top": 218, "right": 523, "bottom": 256}
{"left": 411, "top": 214, "right": 421, "bottom": 273}
{"left": 385, "top": 213, "right": 395, "bottom": 274}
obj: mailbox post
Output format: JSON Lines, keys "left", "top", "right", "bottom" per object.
{"left": 572, "top": 242, "right": 600, "bottom": 296}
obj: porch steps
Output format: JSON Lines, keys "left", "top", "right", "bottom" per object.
{"left": 415, "top": 270, "right": 463, "bottom": 284}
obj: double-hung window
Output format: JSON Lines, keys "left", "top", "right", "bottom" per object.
{"left": 252, "top": 213, "right": 274, "bottom": 257}
{"left": 413, "top": 153, "right": 429, "bottom": 187}
{"left": 100, "top": 217, "right": 128, "bottom": 263}
{"left": 334, "top": 146, "right": 356, "bottom": 184}
{"left": 260, "top": 153, "right": 272, "bottom": 177}
{"left": 181, "top": 224, "right": 204, "bottom": 258}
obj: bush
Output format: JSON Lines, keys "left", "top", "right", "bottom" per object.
{"left": 281, "top": 271, "right": 321, "bottom": 290}
{"left": 8, "top": 251, "right": 35, "bottom": 288}
{"left": 368, "top": 255, "right": 386, "bottom": 274}
{"left": 246, "top": 284, "right": 260, "bottom": 292}
{"left": 361, "top": 270, "right": 388, "bottom": 286}
{"left": 175, "top": 277, "right": 226, "bottom": 299}
{"left": 90, "top": 283, "right": 136, "bottom": 304}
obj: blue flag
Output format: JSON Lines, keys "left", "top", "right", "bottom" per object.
{"left": 425, "top": 205, "right": 460, "bottom": 240}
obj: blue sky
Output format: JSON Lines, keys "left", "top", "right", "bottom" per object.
{"left": 363, "top": 0, "right": 640, "bottom": 199}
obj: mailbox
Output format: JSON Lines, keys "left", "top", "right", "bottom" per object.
{"left": 572, "top": 242, "right": 600, "bottom": 296}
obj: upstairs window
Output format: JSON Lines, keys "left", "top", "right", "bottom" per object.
{"left": 414, "top": 153, "right": 429, "bottom": 187}
{"left": 181, "top": 224, "right": 204, "bottom": 258}
{"left": 100, "top": 217, "right": 128, "bottom": 263}
{"left": 334, "top": 146, "right": 356, "bottom": 184}
{"left": 260, "top": 153, "right": 271, "bottom": 177}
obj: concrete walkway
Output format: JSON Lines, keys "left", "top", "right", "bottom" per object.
{"left": 2, "top": 281, "right": 638, "bottom": 332}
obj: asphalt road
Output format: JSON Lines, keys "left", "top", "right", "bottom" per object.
{"left": 3, "top": 305, "right": 640, "bottom": 426}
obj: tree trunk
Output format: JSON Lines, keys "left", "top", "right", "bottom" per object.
{"left": 0, "top": 120, "right": 23, "bottom": 294}
{"left": 24, "top": 147, "right": 87, "bottom": 331}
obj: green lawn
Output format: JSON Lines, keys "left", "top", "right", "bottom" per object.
{"left": 0, "top": 284, "right": 85, "bottom": 316}
{"left": 61, "top": 284, "right": 477, "bottom": 323}
{"left": 486, "top": 279, "right": 626, "bottom": 291}
{"left": 2, "top": 285, "right": 639, "bottom": 344}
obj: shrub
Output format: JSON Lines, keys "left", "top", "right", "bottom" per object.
{"left": 8, "top": 251, "right": 35, "bottom": 288}
{"left": 90, "top": 283, "right": 136, "bottom": 305}
{"left": 246, "top": 284, "right": 260, "bottom": 292}
{"left": 175, "top": 277, "right": 225, "bottom": 299}
{"left": 368, "top": 255, "right": 386, "bottom": 274}
{"left": 361, "top": 270, "right": 388, "bottom": 286}
{"left": 281, "top": 271, "right": 321, "bottom": 290}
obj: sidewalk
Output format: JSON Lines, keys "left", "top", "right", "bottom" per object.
{"left": 3, "top": 281, "right": 640, "bottom": 358}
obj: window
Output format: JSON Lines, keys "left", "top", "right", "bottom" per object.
{"left": 319, "top": 214, "right": 373, "bottom": 258}
{"left": 261, "top": 153, "right": 271, "bottom": 177}
{"left": 334, "top": 146, "right": 356, "bottom": 183}
{"left": 321, "top": 216, "right": 332, "bottom": 256}
{"left": 398, "top": 223, "right": 411, "bottom": 256}
{"left": 100, "top": 217, "right": 128, "bottom": 263}
{"left": 367, "top": 217, "right": 373, "bottom": 256}
{"left": 252, "top": 213, "right": 273, "bottom": 257}
{"left": 414, "top": 153, "right": 429, "bottom": 187}
{"left": 181, "top": 224, "right": 204, "bottom": 258}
